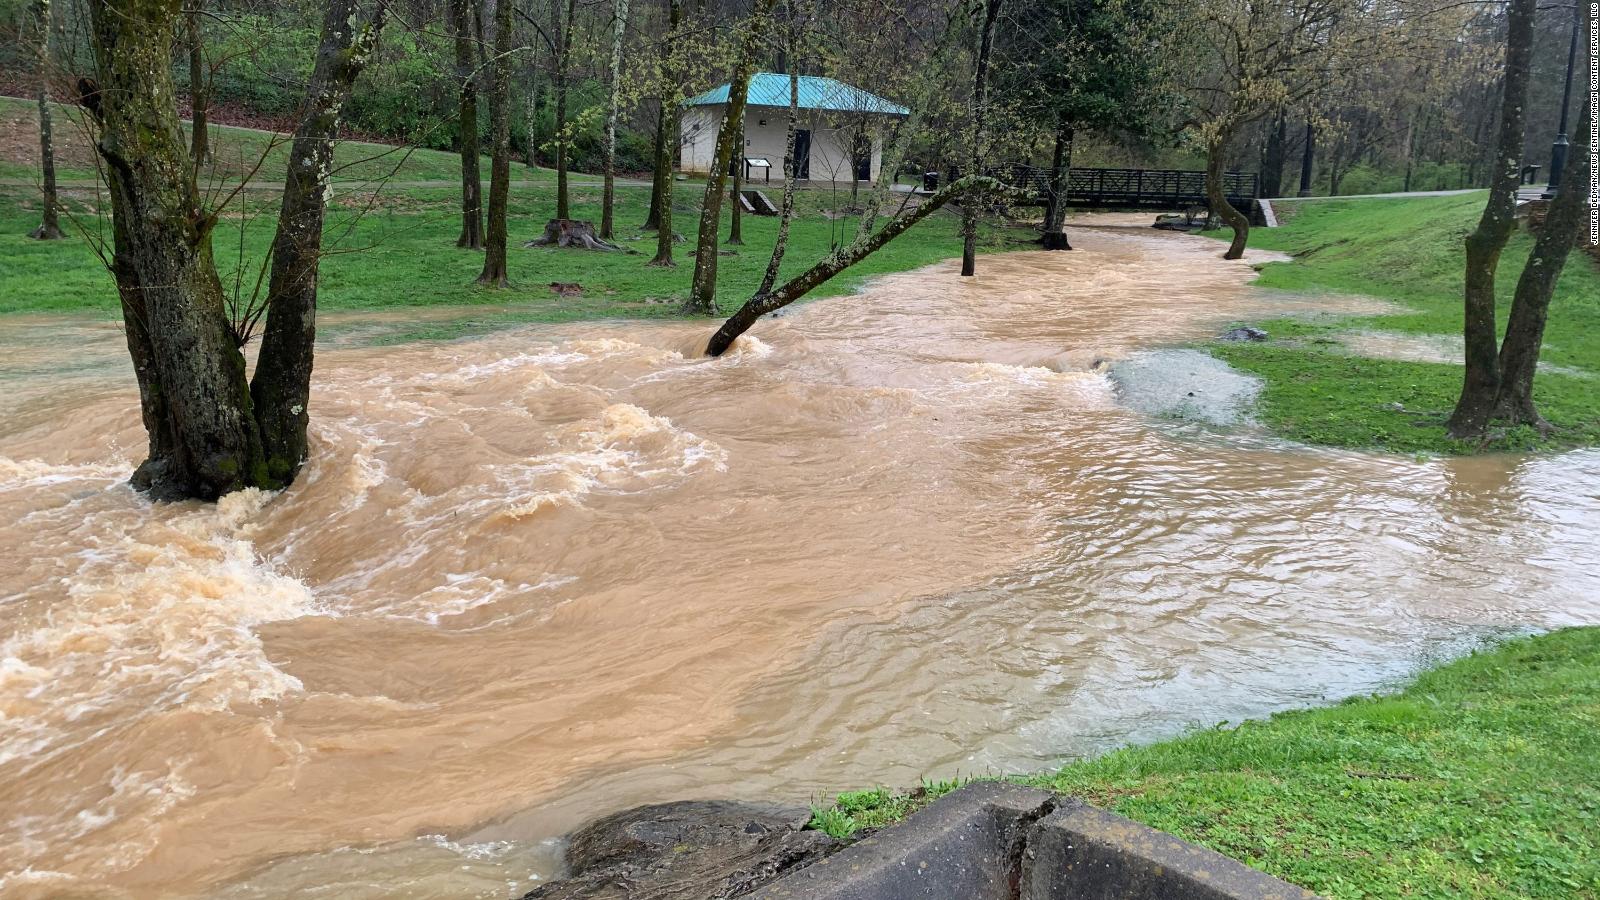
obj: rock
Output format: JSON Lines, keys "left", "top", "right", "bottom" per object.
{"left": 523, "top": 801, "right": 840, "bottom": 899}
{"left": 1218, "top": 326, "right": 1268, "bottom": 342}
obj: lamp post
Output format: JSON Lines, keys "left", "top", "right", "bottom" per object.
{"left": 1542, "top": 18, "right": 1580, "bottom": 198}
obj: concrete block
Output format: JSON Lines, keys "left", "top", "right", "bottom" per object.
{"left": 1022, "top": 803, "right": 1320, "bottom": 900}
{"left": 753, "top": 782, "right": 1057, "bottom": 899}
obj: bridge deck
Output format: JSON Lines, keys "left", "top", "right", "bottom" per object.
{"left": 1000, "top": 166, "right": 1259, "bottom": 210}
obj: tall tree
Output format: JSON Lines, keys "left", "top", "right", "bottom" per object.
{"left": 552, "top": 0, "right": 578, "bottom": 219}
{"left": 1481, "top": 0, "right": 1590, "bottom": 432}
{"left": 29, "top": 0, "right": 64, "bottom": 240}
{"left": 1260, "top": 108, "right": 1286, "bottom": 198}
{"left": 452, "top": 0, "right": 485, "bottom": 249}
{"left": 187, "top": 0, "right": 207, "bottom": 167}
{"left": 82, "top": 0, "right": 382, "bottom": 500}
{"left": 757, "top": 26, "right": 802, "bottom": 295}
{"left": 727, "top": 115, "right": 745, "bottom": 245}
{"left": 251, "top": 0, "right": 388, "bottom": 481}
{"left": 685, "top": 0, "right": 773, "bottom": 314}
{"left": 959, "top": 0, "right": 1001, "bottom": 277}
{"left": 1181, "top": 0, "right": 1365, "bottom": 258}
{"left": 647, "top": 0, "right": 685, "bottom": 264}
{"left": 478, "top": 0, "right": 516, "bottom": 286}
{"left": 1491, "top": 93, "right": 1591, "bottom": 429}
{"left": 601, "top": 0, "right": 630, "bottom": 239}
{"left": 1445, "top": 0, "right": 1534, "bottom": 437}
{"left": 996, "top": 0, "right": 1175, "bottom": 250}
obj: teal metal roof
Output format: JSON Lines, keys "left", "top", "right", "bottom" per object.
{"left": 685, "top": 73, "right": 909, "bottom": 115}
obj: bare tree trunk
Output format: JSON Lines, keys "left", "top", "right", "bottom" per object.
{"left": 1401, "top": 106, "right": 1418, "bottom": 193}
{"left": 647, "top": 0, "right": 683, "bottom": 264}
{"left": 1296, "top": 120, "right": 1314, "bottom": 196}
{"left": 1205, "top": 131, "right": 1249, "bottom": 259}
{"left": 250, "top": 0, "right": 386, "bottom": 483}
{"left": 959, "top": 0, "right": 1001, "bottom": 277}
{"left": 727, "top": 118, "right": 745, "bottom": 245}
{"left": 1260, "top": 108, "right": 1285, "bottom": 199}
{"left": 554, "top": 0, "right": 576, "bottom": 219}
{"left": 1039, "top": 123, "right": 1071, "bottom": 250}
{"left": 478, "top": 0, "right": 515, "bottom": 286}
{"left": 685, "top": 0, "right": 771, "bottom": 314}
{"left": 84, "top": 0, "right": 265, "bottom": 499}
{"left": 187, "top": 0, "right": 207, "bottom": 168}
{"left": 29, "top": 0, "right": 64, "bottom": 240}
{"left": 757, "top": 62, "right": 801, "bottom": 295}
{"left": 1446, "top": 0, "right": 1534, "bottom": 438}
{"left": 601, "top": 0, "right": 628, "bottom": 239}
{"left": 1492, "top": 9, "right": 1591, "bottom": 429}
{"left": 452, "top": 0, "right": 484, "bottom": 249}
{"left": 707, "top": 176, "right": 996, "bottom": 355}
{"left": 643, "top": 101, "right": 667, "bottom": 230}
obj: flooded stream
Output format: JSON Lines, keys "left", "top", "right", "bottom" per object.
{"left": 3, "top": 220, "right": 1598, "bottom": 898}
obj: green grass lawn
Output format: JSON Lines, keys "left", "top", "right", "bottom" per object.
{"left": 0, "top": 176, "right": 996, "bottom": 341}
{"left": 1205, "top": 194, "right": 1600, "bottom": 454}
{"left": 812, "top": 627, "right": 1600, "bottom": 899}
{"left": 0, "top": 94, "right": 528, "bottom": 184}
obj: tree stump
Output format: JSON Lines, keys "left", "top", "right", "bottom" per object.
{"left": 523, "top": 218, "right": 631, "bottom": 252}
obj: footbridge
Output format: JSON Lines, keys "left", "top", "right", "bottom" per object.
{"left": 997, "top": 165, "right": 1259, "bottom": 210}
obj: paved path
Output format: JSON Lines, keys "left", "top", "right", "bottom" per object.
{"left": 1267, "top": 188, "right": 1481, "bottom": 201}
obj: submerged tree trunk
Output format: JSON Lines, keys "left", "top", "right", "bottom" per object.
{"left": 1039, "top": 124, "right": 1071, "bottom": 250}
{"left": 85, "top": 0, "right": 265, "bottom": 499}
{"left": 250, "top": 0, "right": 386, "bottom": 484}
{"left": 959, "top": 0, "right": 1002, "bottom": 277}
{"left": 553, "top": 0, "right": 577, "bottom": 219}
{"left": 707, "top": 176, "right": 997, "bottom": 355}
{"left": 29, "top": 0, "right": 64, "bottom": 240}
{"left": 685, "top": 0, "right": 770, "bottom": 314}
{"left": 478, "top": 0, "right": 515, "bottom": 286}
{"left": 1446, "top": 0, "right": 1534, "bottom": 438}
{"left": 1492, "top": 12, "right": 1591, "bottom": 429}
{"left": 187, "top": 1, "right": 207, "bottom": 168}
{"left": 452, "top": 0, "right": 484, "bottom": 249}
{"left": 1205, "top": 132, "right": 1249, "bottom": 260}
{"left": 757, "top": 63, "right": 801, "bottom": 295}
{"left": 601, "top": 0, "right": 628, "bottom": 239}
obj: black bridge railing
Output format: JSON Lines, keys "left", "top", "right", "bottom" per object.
{"left": 997, "top": 165, "right": 1258, "bottom": 209}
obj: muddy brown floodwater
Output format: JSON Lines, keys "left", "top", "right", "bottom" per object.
{"left": 2, "top": 220, "right": 1598, "bottom": 899}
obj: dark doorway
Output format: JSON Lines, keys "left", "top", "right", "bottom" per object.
{"left": 793, "top": 129, "right": 812, "bottom": 180}
{"left": 852, "top": 133, "right": 871, "bottom": 181}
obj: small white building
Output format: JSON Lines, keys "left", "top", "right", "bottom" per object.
{"left": 680, "top": 73, "right": 910, "bottom": 183}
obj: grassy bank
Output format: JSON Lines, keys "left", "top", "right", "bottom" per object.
{"left": 1, "top": 175, "right": 998, "bottom": 341}
{"left": 812, "top": 627, "right": 1600, "bottom": 899}
{"left": 1202, "top": 193, "right": 1600, "bottom": 454}
{"left": 0, "top": 95, "right": 505, "bottom": 184}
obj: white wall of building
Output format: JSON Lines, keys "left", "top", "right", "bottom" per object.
{"left": 680, "top": 105, "right": 893, "bottom": 182}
